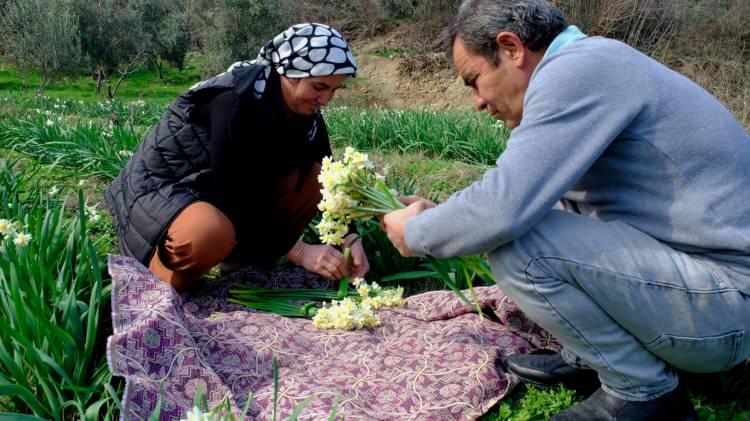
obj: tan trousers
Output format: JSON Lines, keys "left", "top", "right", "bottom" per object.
{"left": 149, "top": 201, "right": 237, "bottom": 291}
{"left": 149, "top": 163, "right": 322, "bottom": 291}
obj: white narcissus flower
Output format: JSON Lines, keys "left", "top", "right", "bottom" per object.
{"left": 312, "top": 278, "right": 404, "bottom": 330}
{"left": 85, "top": 204, "right": 102, "bottom": 224}
{"left": 13, "top": 233, "right": 32, "bottom": 247}
{"left": 0, "top": 219, "right": 15, "bottom": 236}
{"left": 181, "top": 406, "right": 211, "bottom": 421}
{"left": 313, "top": 297, "right": 381, "bottom": 330}
{"left": 317, "top": 148, "right": 383, "bottom": 246}
{"left": 48, "top": 186, "right": 60, "bottom": 195}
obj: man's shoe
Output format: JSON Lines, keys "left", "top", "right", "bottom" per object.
{"left": 550, "top": 385, "right": 697, "bottom": 421}
{"left": 506, "top": 351, "right": 599, "bottom": 389}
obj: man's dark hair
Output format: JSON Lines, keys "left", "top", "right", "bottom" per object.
{"left": 446, "top": 0, "right": 568, "bottom": 64}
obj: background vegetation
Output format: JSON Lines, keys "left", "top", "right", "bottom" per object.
{"left": 0, "top": 0, "right": 748, "bottom": 419}
{"left": 0, "top": 0, "right": 748, "bottom": 129}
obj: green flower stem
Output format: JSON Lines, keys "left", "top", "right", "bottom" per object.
{"left": 355, "top": 189, "right": 396, "bottom": 210}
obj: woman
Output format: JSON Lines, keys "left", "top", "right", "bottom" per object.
{"left": 106, "top": 23, "right": 369, "bottom": 291}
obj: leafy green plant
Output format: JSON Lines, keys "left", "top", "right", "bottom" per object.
{"left": 324, "top": 107, "right": 510, "bottom": 166}
{"left": 0, "top": 161, "right": 118, "bottom": 419}
{"left": 368, "top": 46, "right": 415, "bottom": 58}
{"left": 0, "top": 113, "right": 142, "bottom": 180}
{"left": 487, "top": 385, "right": 581, "bottom": 421}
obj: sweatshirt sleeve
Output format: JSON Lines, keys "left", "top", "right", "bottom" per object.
{"left": 404, "top": 49, "right": 645, "bottom": 257}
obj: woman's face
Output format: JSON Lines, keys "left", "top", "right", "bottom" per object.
{"left": 280, "top": 74, "right": 348, "bottom": 116}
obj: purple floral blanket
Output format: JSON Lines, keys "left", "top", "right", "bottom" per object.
{"left": 107, "top": 255, "right": 558, "bottom": 420}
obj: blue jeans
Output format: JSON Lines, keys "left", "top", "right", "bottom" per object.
{"left": 489, "top": 210, "right": 750, "bottom": 401}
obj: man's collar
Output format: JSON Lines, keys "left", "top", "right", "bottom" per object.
{"left": 543, "top": 25, "right": 587, "bottom": 59}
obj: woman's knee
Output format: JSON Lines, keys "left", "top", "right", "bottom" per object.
{"left": 169, "top": 201, "right": 237, "bottom": 263}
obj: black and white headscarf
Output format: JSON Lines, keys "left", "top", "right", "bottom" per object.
{"left": 190, "top": 23, "right": 356, "bottom": 142}
{"left": 216, "top": 23, "right": 357, "bottom": 100}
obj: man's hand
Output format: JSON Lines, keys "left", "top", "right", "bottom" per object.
{"left": 344, "top": 233, "right": 370, "bottom": 278}
{"left": 381, "top": 196, "right": 434, "bottom": 257}
{"left": 399, "top": 195, "right": 436, "bottom": 208}
{"left": 290, "top": 242, "right": 346, "bottom": 280}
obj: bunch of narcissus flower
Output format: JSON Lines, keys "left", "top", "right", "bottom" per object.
{"left": 317, "top": 147, "right": 402, "bottom": 246}
{"left": 312, "top": 277, "right": 405, "bottom": 330}
{"left": 317, "top": 147, "right": 482, "bottom": 308}
{"left": 229, "top": 276, "right": 405, "bottom": 330}
{"left": 0, "top": 218, "right": 32, "bottom": 247}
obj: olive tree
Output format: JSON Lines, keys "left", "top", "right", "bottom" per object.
{"left": 136, "top": 0, "right": 191, "bottom": 79}
{"left": 190, "top": 0, "right": 294, "bottom": 76}
{"left": 0, "top": 0, "right": 81, "bottom": 94}
{"left": 74, "top": 0, "right": 150, "bottom": 98}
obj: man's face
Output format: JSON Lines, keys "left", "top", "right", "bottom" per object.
{"left": 452, "top": 36, "right": 530, "bottom": 128}
{"left": 280, "top": 74, "right": 348, "bottom": 116}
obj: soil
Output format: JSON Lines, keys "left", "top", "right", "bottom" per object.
{"left": 337, "top": 32, "right": 475, "bottom": 111}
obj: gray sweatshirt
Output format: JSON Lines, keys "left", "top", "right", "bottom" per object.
{"left": 404, "top": 37, "right": 750, "bottom": 287}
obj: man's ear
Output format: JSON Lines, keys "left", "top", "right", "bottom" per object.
{"left": 495, "top": 31, "right": 526, "bottom": 66}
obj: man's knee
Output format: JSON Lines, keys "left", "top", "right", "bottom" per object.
{"left": 489, "top": 211, "right": 578, "bottom": 290}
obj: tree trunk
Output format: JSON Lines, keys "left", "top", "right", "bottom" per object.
{"left": 111, "top": 74, "right": 126, "bottom": 98}
{"left": 37, "top": 74, "right": 48, "bottom": 96}
{"left": 155, "top": 58, "right": 164, "bottom": 80}
{"left": 95, "top": 69, "right": 103, "bottom": 96}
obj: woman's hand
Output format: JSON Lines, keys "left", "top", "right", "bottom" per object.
{"left": 344, "top": 234, "right": 370, "bottom": 279}
{"left": 287, "top": 240, "right": 345, "bottom": 280}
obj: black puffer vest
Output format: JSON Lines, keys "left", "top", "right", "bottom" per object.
{"left": 105, "top": 65, "right": 271, "bottom": 264}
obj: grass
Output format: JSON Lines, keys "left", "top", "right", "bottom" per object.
{"left": 1, "top": 70, "right": 749, "bottom": 419}
{"left": 0, "top": 60, "right": 198, "bottom": 101}
{"left": 367, "top": 46, "right": 417, "bottom": 59}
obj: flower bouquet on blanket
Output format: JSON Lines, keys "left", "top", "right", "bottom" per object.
{"left": 230, "top": 147, "right": 491, "bottom": 328}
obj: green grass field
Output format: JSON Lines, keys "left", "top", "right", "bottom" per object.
{"left": 0, "top": 68, "right": 748, "bottom": 420}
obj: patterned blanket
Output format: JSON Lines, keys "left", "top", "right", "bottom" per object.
{"left": 107, "top": 255, "right": 558, "bottom": 420}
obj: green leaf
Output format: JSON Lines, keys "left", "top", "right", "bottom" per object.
{"left": 380, "top": 270, "right": 437, "bottom": 282}
{"left": 328, "top": 394, "right": 341, "bottom": 421}
{"left": 240, "top": 391, "right": 254, "bottom": 419}
{"left": 0, "top": 385, "right": 50, "bottom": 418}
{"left": 288, "top": 396, "right": 314, "bottom": 420}
{"left": 0, "top": 413, "right": 48, "bottom": 421}
{"left": 103, "top": 383, "right": 125, "bottom": 414}
{"left": 426, "top": 256, "right": 471, "bottom": 305}
{"left": 273, "top": 356, "right": 279, "bottom": 421}
{"left": 83, "top": 398, "right": 109, "bottom": 421}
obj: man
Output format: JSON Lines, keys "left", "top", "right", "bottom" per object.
{"left": 381, "top": 0, "right": 750, "bottom": 419}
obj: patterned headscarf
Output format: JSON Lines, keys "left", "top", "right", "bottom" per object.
{"left": 225, "top": 23, "right": 357, "bottom": 100}
{"left": 189, "top": 24, "right": 355, "bottom": 143}
{"left": 256, "top": 23, "right": 357, "bottom": 78}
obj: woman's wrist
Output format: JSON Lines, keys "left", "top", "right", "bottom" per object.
{"left": 286, "top": 240, "right": 307, "bottom": 265}
{"left": 343, "top": 233, "right": 360, "bottom": 248}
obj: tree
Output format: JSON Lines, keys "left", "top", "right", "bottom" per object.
{"left": 190, "top": 0, "right": 294, "bottom": 76}
{"left": 136, "top": 0, "right": 191, "bottom": 79}
{"left": 0, "top": 0, "right": 81, "bottom": 95}
{"left": 74, "top": 0, "right": 150, "bottom": 98}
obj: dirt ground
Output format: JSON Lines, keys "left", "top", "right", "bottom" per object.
{"left": 337, "top": 33, "right": 475, "bottom": 110}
